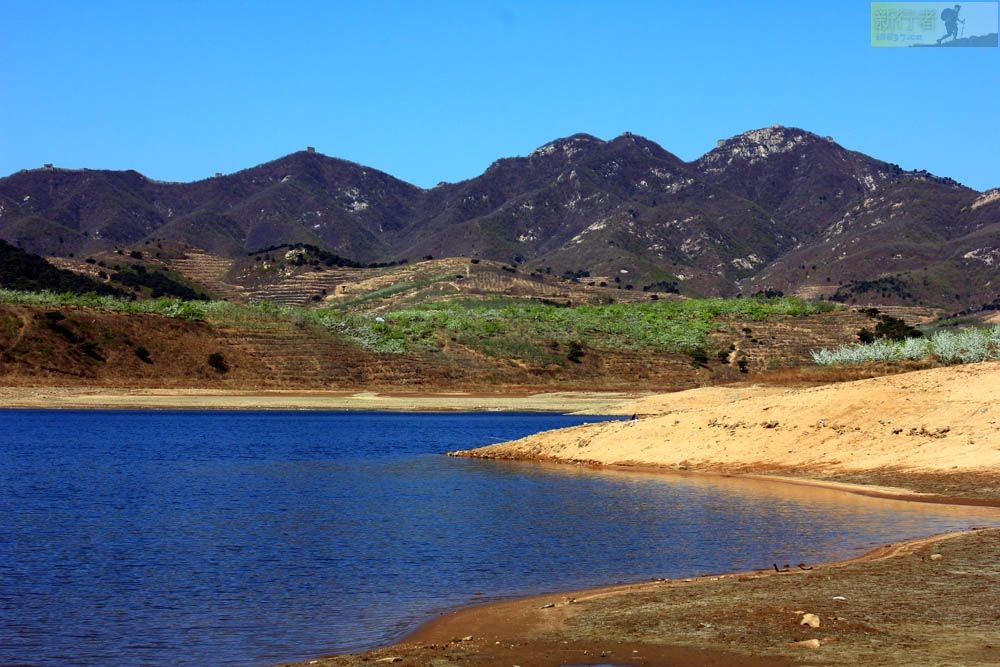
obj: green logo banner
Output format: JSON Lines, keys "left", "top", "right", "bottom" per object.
{"left": 871, "top": 2, "right": 998, "bottom": 46}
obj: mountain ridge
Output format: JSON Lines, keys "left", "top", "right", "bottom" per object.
{"left": 2, "top": 126, "right": 996, "bottom": 308}
{"left": 12, "top": 126, "right": 979, "bottom": 192}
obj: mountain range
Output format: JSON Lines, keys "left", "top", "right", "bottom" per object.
{"left": 1, "top": 126, "right": 997, "bottom": 308}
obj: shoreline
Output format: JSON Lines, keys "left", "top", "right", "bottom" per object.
{"left": 279, "top": 465, "right": 1000, "bottom": 667}
{"left": 400, "top": 525, "right": 990, "bottom": 642}
{"left": 6, "top": 367, "right": 996, "bottom": 665}
{"left": 0, "top": 386, "right": 642, "bottom": 414}
{"left": 738, "top": 470, "right": 1000, "bottom": 508}
{"left": 282, "top": 365, "right": 1000, "bottom": 666}
{"left": 384, "top": 473, "right": 1000, "bottom": 640}
{"left": 286, "top": 522, "right": 1000, "bottom": 667}
{"left": 480, "top": 459, "right": 1000, "bottom": 508}
{"left": 452, "top": 363, "right": 1000, "bottom": 501}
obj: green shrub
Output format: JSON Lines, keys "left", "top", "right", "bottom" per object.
{"left": 690, "top": 347, "right": 709, "bottom": 367}
{"left": 207, "top": 352, "right": 229, "bottom": 373}
{"left": 856, "top": 312, "right": 923, "bottom": 343}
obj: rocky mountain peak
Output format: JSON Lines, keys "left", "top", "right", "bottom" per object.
{"left": 530, "top": 133, "right": 606, "bottom": 160}
{"left": 970, "top": 188, "right": 1000, "bottom": 209}
{"left": 698, "top": 126, "right": 830, "bottom": 172}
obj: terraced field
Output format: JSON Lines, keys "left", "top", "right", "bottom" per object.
{"left": 47, "top": 245, "right": 693, "bottom": 313}
{"left": 240, "top": 269, "right": 357, "bottom": 307}
{"left": 232, "top": 258, "right": 661, "bottom": 311}
{"left": 709, "top": 310, "right": 875, "bottom": 372}
{"left": 168, "top": 251, "right": 248, "bottom": 302}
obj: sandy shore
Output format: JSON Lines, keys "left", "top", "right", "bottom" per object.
{"left": 0, "top": 386, "right": 642, "bottom": 414}
{"left": 454, "top": 362, "right": 1000, "bottom": 500}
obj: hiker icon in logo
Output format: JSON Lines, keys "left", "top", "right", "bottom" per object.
{"left": 937, "top": 4, "right": 965, "bottom": 43}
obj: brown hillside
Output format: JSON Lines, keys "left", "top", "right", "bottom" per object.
{"left": 0, "top": 304, "right": 889, "bottom": 391}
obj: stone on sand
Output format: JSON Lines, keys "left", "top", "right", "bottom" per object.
{"left": 800, "top": 613, "right": 821, "bottom": 628}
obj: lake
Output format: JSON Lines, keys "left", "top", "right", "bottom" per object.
{"left": 1, "top": 410, "right": 996, "bottom": 666}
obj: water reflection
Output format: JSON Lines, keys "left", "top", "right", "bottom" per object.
{"left": 449, "top": 456, "right": 998, "bottom": 572}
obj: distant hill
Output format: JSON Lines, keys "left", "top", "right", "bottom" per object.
{"left": 1, "top": 127, "right": 997, "bottom": 308}
{"left": 0, "top": 239, "right": 123, "bottom": 296}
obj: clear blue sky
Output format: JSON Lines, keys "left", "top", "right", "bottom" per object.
{"left": 2, "top": 1, "right": 998, "bottom": 190}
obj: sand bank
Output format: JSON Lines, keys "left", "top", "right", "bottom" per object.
{"left": 453, "top": 362, "right": 1000, "bottom": 500}
{"left": 0, "top": 386, "right": 642, "bottom": 414}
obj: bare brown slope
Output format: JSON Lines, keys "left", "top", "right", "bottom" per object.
{"left": 454, "top": 363, "right": 1000, "bottom": 499}
{"left": 0, "top": 303, "right": 695, "bottom": 390}
{"left": 0, "top": 304, "right": 886, "bottom": 391}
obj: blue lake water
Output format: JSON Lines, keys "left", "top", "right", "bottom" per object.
{"left": 1, "top": 410, "right": 997, "bottom": 667}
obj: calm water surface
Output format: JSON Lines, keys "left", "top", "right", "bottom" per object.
{"left": 1, "top": 410, "right": 997, "bottom": 667}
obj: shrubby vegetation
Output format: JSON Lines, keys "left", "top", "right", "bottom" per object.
{"left": 0, "top": 289, "right": 300, "bottom": 327}
{"left": 338, "top": 296, "right": 834, "bottom": 357}
{"left": 811, "top": 326, "right": 1000, "bottom": 366}
{"left": 316, "top": 315, "right": 408, "bottom": 354}
{"left": 248, "top": 243, "right": 407, "bottom": 269}
{"left": 0, "top": 288, "right": 833, "bottom": 358}
{"left": 111, "top": 264, "right": 209, "bottom": 300}
{"left": 831, "top": 276, "right": 915, "bottom": 303}
{"left": 856, "top": 310, "right": 922, "bottom": 342}
{"left": 0, "top": 240, "right": 124, "bottom": 297}
{"left": 207, "top": 352, "right": 229, "bottom": 372}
